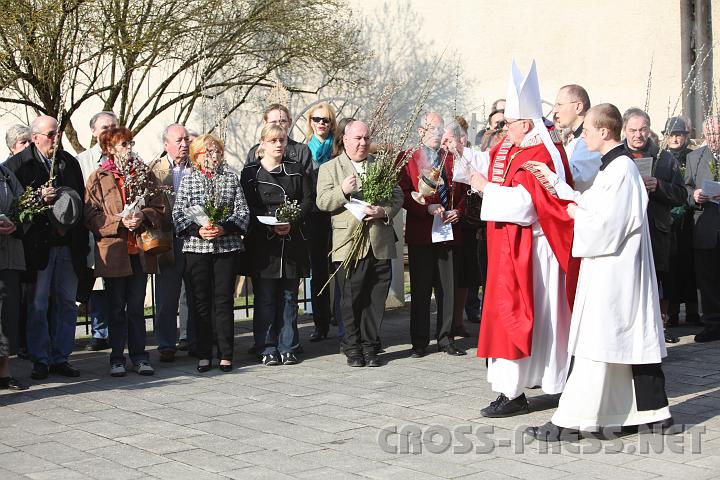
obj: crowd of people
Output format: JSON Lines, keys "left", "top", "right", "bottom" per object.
{"left": 1, "top": 61, "right": 719, "bottom": 440}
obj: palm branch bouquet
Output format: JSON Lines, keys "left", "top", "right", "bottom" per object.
{"left": 116, "top": 151, "right": 169, "bottom": 217}
{"left": 8, "top": 186, "right": 52, "bottom": 225}
{"left": 275, "top": 197, "right": 301, "bottom": 223}
{"left": 201, "top": 151, "right": 231, "bottom": 228}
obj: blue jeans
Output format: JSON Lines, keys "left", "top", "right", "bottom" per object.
{"left": 105, "top": 255, "right": 149, "bottom": 365}
{"left": 253, "top": 278, "right": 299, "bottom": 355}
{"left": 26, "top": 246, "right": 78, "bottom": 365}
{"left": 152, "top": 238, "right": 190, "bottom": 352}
{"left": 89, "top": 289, "right": 109, "bottom": 340}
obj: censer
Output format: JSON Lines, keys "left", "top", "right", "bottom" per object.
{"left": 411, "top": 149, "right": 448, "bottom": 205}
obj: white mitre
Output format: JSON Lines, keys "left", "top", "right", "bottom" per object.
{"left": 505, "top": 60, "right": 565, "bottom": 181}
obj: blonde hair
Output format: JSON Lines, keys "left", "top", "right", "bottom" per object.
{"left": 305, "top": 103, "right": 337, "bottom": 141}
{"left": 189, "top": 134, "right": 224, "bottom": 169}
{"left": 256, "top": 123, "right": 287, "bottom": 159}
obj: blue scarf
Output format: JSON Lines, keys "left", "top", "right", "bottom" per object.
{"left": 308, "top": 135, "right": 334, "bottom": 166}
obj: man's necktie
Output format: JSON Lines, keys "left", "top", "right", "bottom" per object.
{"left": 434, "top": 152, "right": 449, "bottom": 209}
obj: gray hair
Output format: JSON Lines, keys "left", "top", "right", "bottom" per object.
{"left": 89, "top": 111, "right": 118, "bottom": 130}
{"left": 5, "top": 124, "right": 31, "bottom": 150}
{"left": 444, "top": 121, "right": 464, "bottom": 139}
{"left": 162, "top": 123, "right": 187, "bottom": 143}
{"left": 623, "top": 108, "right": 651, "bottom": 127}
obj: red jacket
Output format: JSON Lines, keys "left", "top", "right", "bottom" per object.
{"left": 398, "top": 147, "right": 468, "bottom": 246}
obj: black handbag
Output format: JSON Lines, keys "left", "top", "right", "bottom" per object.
{"left": 465, "top": 190, "right": 483, "bottom": 226}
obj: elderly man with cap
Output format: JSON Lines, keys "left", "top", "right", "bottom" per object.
{"left": 4, "top": 115, "right": 88, "bottom": 381}
{"left": 661, "top": 116, "right": 701, "bottom": 327}
{"left": 466, "top": 61, "right": 579, "bottom": 417}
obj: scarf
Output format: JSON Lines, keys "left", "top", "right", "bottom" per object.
{"left": 308, "top": 135, "right": 334, "bottom": 166}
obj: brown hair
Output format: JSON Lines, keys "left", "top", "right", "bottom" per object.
{"left": 98, "top": 127, "right": 133, "bottom": 156}
{"left": 589, "top": 103, "right": 623, "bottom": 141}
{"left": 305, "top": 103, "right": 337, "bottom": 141}
{"left": 263, "top": 103, "right": 291, "bottom": 122}
{"left": 189, "top": 134, "right": 224, "bottom": 169}
{"left": 560, "top": 84, "right": 591, "bottom": 114}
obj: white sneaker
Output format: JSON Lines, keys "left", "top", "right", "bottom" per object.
{"left": 110, "top": 363, "right": 126, "bottom": 377}
{"left": 132, "top": 361, "right": 154, "bottom": 376}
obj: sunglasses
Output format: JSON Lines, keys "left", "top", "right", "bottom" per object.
{"left": 311, "top": 116, "right": 331, "bottom": 125}
{"left": 38, "top": 131, "right": 58, "bottom": 139}
{"left": 118, "top": 140, "right": 135, "bottom": 148}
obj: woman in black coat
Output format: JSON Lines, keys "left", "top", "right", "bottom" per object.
{"left": 240, "top": 124, "right": 313, "bottom": 366}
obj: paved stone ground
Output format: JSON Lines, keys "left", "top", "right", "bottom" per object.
{"left": 1, "top": 306, "right": 719, "bottom": 479}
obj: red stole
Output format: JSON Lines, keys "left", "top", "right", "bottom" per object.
{"left": 477, "top": 140, "right": 580, "bottom": 360}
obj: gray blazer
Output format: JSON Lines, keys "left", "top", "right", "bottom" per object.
{"left": 685, "top": 145, "right": 720, "bottom": 249}
{"left": 316, "top": 153, "right": 403, "bottom": 262}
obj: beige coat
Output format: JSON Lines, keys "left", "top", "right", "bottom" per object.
{"left": 147, "top": 156, "right": 183, "bottom": 270}
{"left": 316, "top": 153, "right": 403, "bottom": 262}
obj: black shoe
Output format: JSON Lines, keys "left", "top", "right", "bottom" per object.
{"left": 695, "top": 325, "right": 720, "bottom": 343}
{"left": 0, "top": 377, "right": 28, "bottom": 390}
{"left": 664, "top": 329, "right": 680, "bottom": 344}
{"left": 197, "top": 360, "right": 212, "bottom": 372}
{"left": 439, "top": 343, "right": 467, "bottom": 356}
{"left": 281, "top": 352, "right": 299, "bottom": 365}
{"left": 159, "top": 350, "right": 176, "bottom": 362}
{"left": 49, "top": 362, "right": 80, "bottom": 377}
{"left": 451, "top": 326, "right": 471, "bottom": 337}
{"left": 467, "top": 315, "right": 481, "bottom": 324}
{"left": 309, "top": 328, "right": 329, "bottom": 342}
{"left": 409, "top": 348, "right": 426, "bottom": 358}
{"left": 85, "top": 339, "right": 109, "bottom": 351}
{"left": 525, "top": 422, "right": 578, "bottom": 442}
{"left": 347, "top": 353, "right": 365, "bottom": 367}
{"left": 31, "top": 362, "right": 49, "bottom": 380}
{"left": 219, "top": 363, "right": 232, "bottom": 373}
{"left": 481, "top": 393, "right": 530, "bottom": 418}
{"left": 364, "top": 352, "right": 382, "bottom": 367}
{"left": 177, "top": 339, "right": 189, "bottom": 351}
{"left": 262, "top": 353, "right": 280, "bottom": 366}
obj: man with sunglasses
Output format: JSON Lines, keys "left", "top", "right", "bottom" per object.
{"left": 551, "top": 84, "right": 601, "bottom": 192}
{"left": 4, "top": 115, "right": 88, "bottom": 381}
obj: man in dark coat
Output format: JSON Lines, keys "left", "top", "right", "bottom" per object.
{"left": 4, "top": 115, "right": 89, "bottom": 380}
{"left": 685, "top": 115, "right": 720, "bottom": 343}
{"left": 623, "top": 108, "right": 687, "bottom": 343}
{"left": 662, "top": 116, "right": 700, "bottom": 326}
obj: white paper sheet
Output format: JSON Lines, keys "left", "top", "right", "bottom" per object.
{"left": 634, "top": 157, "right": 653, "bottom": 177}
{"left": 184, "top": 205, "right": 211, "bottom": 227}
{"left": 702, "top": 179, "right": 720, "bottom": 204}
{"left": 344, "top": 198, "right": 369, "bottom": 221}
{"left": 431, "top": 213, "right": 454, "bottom": 243}
{"left": 116, "top": 197, "right": 144, "bottom": 218}
{"left": 257, "top": 215, "right": 289, "bottom": 226}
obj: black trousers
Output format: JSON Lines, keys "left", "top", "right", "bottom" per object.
{"left": 338, "top": 251, "right": 391, "bottom": 355}
{"left": 0, "top": 269, "right": 20, "bottom": 356}
{"left": 185, "top": 252, "right": 237, "bottom": 361}
{"left": 408, "top": 243, "right": 454, "bottom": 349}
{"left": 695, "top": 246, "right": 720, "bottom": 325}
{"left": 306, "top": 212, "right": 332, "bottom": 333}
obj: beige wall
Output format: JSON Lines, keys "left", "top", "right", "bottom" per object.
{"left": 349, "top": 0, "right": 687, "bottom": 131}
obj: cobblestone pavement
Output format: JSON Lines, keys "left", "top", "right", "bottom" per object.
{"left": 1, "top": 306, "right": 719, "bottom": 479}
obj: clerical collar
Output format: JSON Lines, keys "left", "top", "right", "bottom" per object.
{"left": 573, "top": 122, "right": 583, "bottom": 139}
{"left": 599, "top": 143, "right": 628, "bottom": 171}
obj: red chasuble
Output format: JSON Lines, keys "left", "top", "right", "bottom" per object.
{"left": 477, "top": 139, "right": 581, "bottom": 360}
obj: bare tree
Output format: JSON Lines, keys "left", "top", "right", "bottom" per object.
{"left": 0, "top": 0, "right": 365, "bottom": 152}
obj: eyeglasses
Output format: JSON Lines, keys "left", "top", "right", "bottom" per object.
{"left": 118, "top": 140, "right": 135, "bottom": 148}
{"left": 38, "top": 131, "right": 58, "bottom": 139}
{"left": 503, "top": 119, "right": 522, "bottom": 128}
{"left": 197, "top": 148, "right": 220, "bottom": 156}
{"left": 311, "top": 117, "right": 331, "bottom": 125}
{"left": 553, "top": 101, "right": 580, "bottom": 108}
